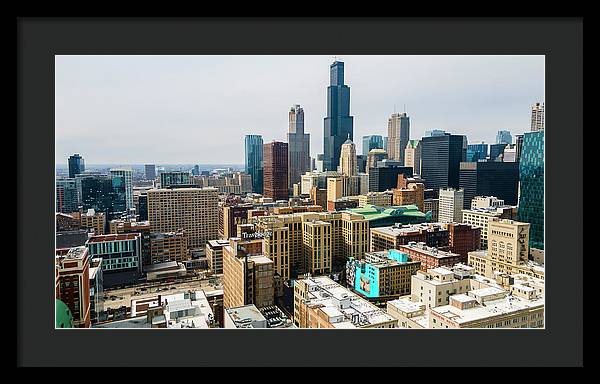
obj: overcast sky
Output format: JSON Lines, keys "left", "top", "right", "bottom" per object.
{"left": 55, "top": 55, "right": 544, "bottom": 165}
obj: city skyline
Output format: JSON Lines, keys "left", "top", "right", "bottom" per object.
{"left": 56, "top": 55, "right": 544, "bottom": 164}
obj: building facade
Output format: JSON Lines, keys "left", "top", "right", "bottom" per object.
{"left": 263, "top": 141, "right": 289, "bottom": 201}
{"left": 287, "top": 104, "right": 311, "bottom": 192}
{"left": 387, "top": 112, "right": 410, "bottom": 164}
{"left": 518, "top": 130, "right": 544, "bottom": 249}
{"left": 459, "top": 161, "right": 519, "bottom": 208}
{"left": 245, "top": 134, "right": 264, "bottom": 194}
{"left": 420, "top": 133, "right": 466, "bottom": 191}
{"left": 530, "top": 102, "right": 545, "bottom": 132}
{"left": 147, "top": 187, "right": 219, "bottom": 250}
{"left": 323, "top": 60, "right": 353, "bottom": 171}
{"left": 438, "top": 188, "right": 464, "bottom": 223}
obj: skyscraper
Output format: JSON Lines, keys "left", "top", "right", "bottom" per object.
{"left": 245, "top": 135, "right": 264, "bottom": 194}
{"left": 263, "top": 141, "right": 288, "bottom": 201}
{"left": 387, "top": 112, "right": 410, "bottom": 164}
{"left": 109, "top": 168, "right": 134, "bottom": 211}
{"left": 68, "top": 154, "right": 85, "bottom": 178}
{"left": 489, "top": 143, "right": 508, "bottom": 161}
{"left": 530, "top": 102, "right": 545, "bottom": 132}
{"left": 362, "top": 135, "right": 384, "bottom": 156}
{"left": 404, "top": 140, "right": 421, "bottom": 176}
{"left": 466, "top": 143, "right": 488, "bottom": 162}
{"left": 56, "top": 177, "right": 78, "bottom": 213}
{"left": 287, "top": 104, "right": 311, "bottom": 191}
{"left": 496, "top": 130, "right": 512, "bottom": 145}
{"left": 340, "top": 137, "right": 357, "bottom": 176}
{"left": 420, "top": 133, "right": 467, "bottom": 191}
{"left": 323, "top": 60, "right": 353, "bottom": 171}
{"left": 144, "top": 164, "right": 156, "bottom": 180}
{"left": 518, "top": 131, "right": 544, "bottom": 249}
{"left": 459, "top": 161, "right": 520, "bottom": 208}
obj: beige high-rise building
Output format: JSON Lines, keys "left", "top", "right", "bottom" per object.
{"left": 327, "top": 177, "right": 343, "bottom": 203}
{"left": 467, "top": 218, "right": 544, "bottom": 280}
{"left": 222, "top": 237, "right": 274, "bottom": 310}
{"left": 462, "top": 206, "right": 516, "bottom": 249}
{"left": 439, "top": 188, "right": 464, "bottom": 223}
{"left": 340, "top": 138, "right": 357, "bottom": 176}
{"left": 530, "top": 102, "right": 545, "bottom": 132}
{"left": 341, "top": 212, "right": 369, "bottom": 260}
{"left": 149, "top": 230, "right": 190, "bottom": 264}
{"left": 80, "top": 208, "right": 105, "bottom": 235}
{"left": 147, "top": 187, "right": 218, "bottom": 250}
{"left": 250, "top": 211, "right": 365, "bottom": 276}
{"left": 256, "top": 220, "right": 291, "bottom": 281}
{"left": 387, "top": 112, "right": 410, "bottom": 163}
{"left": 205, "top": 239, "right": 229, "bottom": 274}
{"left": 303, "top": 220, "right": 332, "bottom": 275}
{"left": 404, "top": 139, "right": 421, "bottom": 176}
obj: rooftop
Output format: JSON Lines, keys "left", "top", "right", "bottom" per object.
{"left": 301, "top": 276, "right": 396, "bottom": 328}
{"left": 400, "top": 242, "right": 460, "bottom": 259}
{"left": 87, "top": 233, "right": 140, "bottom": 243}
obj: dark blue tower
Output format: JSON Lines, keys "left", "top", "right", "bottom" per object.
{"left": 323, "top": 61, "right": 354, "bottom": 171}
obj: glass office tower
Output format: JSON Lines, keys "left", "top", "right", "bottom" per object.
{"left": 466, "top": 143, "right": 488, "bottom": 162}
{"left": 518, "top": 131, "right": 544, "bottom": 250}
{"left": 323, "top": 60, "right": 354, "bottom": 171}
{"left": 362, "top": 135, "right": 384, "bottom": 156}
{"left": 68, "top": 154, "right": 85, "bottom": 178}
{"left": 245, "top": 134, "right": 264, "bottom": 194}
{"left": 420, "top": 133, "right": 467, "bottom": 191}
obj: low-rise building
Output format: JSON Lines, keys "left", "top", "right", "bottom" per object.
{"left": 398, "top": 242, "right": 462, "bottom": 271}
{"left": 293, "top": 275, "right": 398, "bottom": 328}
{"left": 345, "top": 249, "right": 421, "bottom": 298}
{"left": 80, "top": 208, "right": 106, "bottom": 235}
{"left": 150, "top": 230, "right": 190, "bottom": 264}
{"left": 224, "top": 304, "right": 295, "bottom": 328}
{"left": 205, "top": 239, "right": 229, "bottom": 274}
{"left": 358, "top": 192, "right": 393, "bottom": 208}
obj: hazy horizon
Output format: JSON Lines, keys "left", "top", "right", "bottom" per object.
{"left": 55, "top": 55, "right": 545, "bottom": 164}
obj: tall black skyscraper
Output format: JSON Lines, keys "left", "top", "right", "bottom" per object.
{"left": 459, "top": 161, "right": 520, "bottom": 208}
{"left": 323, "top": 60, "right": 353, "bottom": 171}
{"left": 68, "top": 154, "right": 85, "bottom": 178}
{"left": 420, "top": 134, "right": 467, "bottom": 191}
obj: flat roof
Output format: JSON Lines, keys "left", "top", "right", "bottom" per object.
{"left": 87, "top": 233, "right": 140, "bottom": 243}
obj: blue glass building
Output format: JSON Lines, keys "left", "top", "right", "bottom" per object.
{"left": 496, "top": 130, "right": 512, "bottom": 145}
{"left": 518, "top": 131, "right": 544, "bottom": 250}
{"left": 245, "top": 134, "right": 264, "bottom": 194}
{"left": 466, "top": 143, "right": 488, "bottom": 162}
{"left": 323, "top": 61, "right": 354, "bottom": 171}
{"left": 362, "top": 135, "right": 384, "bottom": 156}
{"left": 489, "top": 143, "right": 508, "bottom": 161}
{"left": 68, "top": 154, "right": 85, "bottom": 178}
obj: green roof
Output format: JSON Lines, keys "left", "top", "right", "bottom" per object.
{"left": 348, "top": 204, "right": 429, "bottom": 220}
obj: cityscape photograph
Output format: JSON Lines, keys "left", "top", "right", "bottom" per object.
{"left": 54, "top": 55, "right": 545, "bottom": 330}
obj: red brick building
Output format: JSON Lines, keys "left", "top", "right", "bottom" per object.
{"left": 263, "top": 141, "right": 289, "bottom": 201}
{"left": 446, "top": 223, "right": 481, "bottom": 263}
{"left": 398, "top": 242, "right": 462, "bottom": 272}
{"left": 55, "top": 246, "right": 91, "bottom": 328}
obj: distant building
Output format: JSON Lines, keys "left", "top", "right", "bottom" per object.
{"left": 109, "top": 168, "right": 134, "bottom": 211}
{"left": 466, "top": 143, "right": 488, "bottom": 162}
{"left": 438, "top": 188, "right": 464, "bottom": 223}
{"left": 147, "top": 187, "right": 219, "bottom": 250}
{"left": 530, "top": 102, "right": 545, "bottom": 132}
{"left": 80, "top": 208, "right": 106, "bottom": 235}
{"left": 323, "top": 60, "right": 354, "bottom": 171}
{"left": 459, "top": 161, "right": 519, "bottom": 208}
{"left": 489, "top": 143, "right": 508, "bottom": 160}
{"left": 56, "top": 177, "right": 78, "bottom": 213}
{"left": 404, "top": 140, "right": 421, "bottom": 176}
{"left": 420, "top": 133, "right": 466, "bottom": 191}
{"left": 387, "top": 112, "right": 410, "bottom": 164}
{"left": 368, "top": 165, "right": 413, "bottom": 192}
{"left": 160, "top": 171, "right": 192, "bottom": 189}
{"left": 366, "top": 148, "right": 387, "bottom": 174}
{"left": 339, "top": 137, "right": 357, "bottom": 176}
{"left": 287, "top": 105, "right": 311, "bottom": 192}
{"left": 68, "top": 154, "right": 85, "bottom": 179}
{"left": 263, "top": 141, "right": 289, "bottom": 201}
{"left": 245, "top": 134, "right": 264, "bottom": 194}
{"left": 496, "top": 130, "right": 512, "bottom": 145}
{"left": 362, "top": 135, "right": 384, "bottom": 156}
{"left": 144, "top": 164, "right": 156, "bottom": 180}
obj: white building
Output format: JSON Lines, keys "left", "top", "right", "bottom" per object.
{"left": 438, "top": 188, "right": 464, "bottom": 223}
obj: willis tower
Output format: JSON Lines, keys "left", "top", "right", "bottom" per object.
{"left": 323, "top": 60, "right": 354, "bottom": 171}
